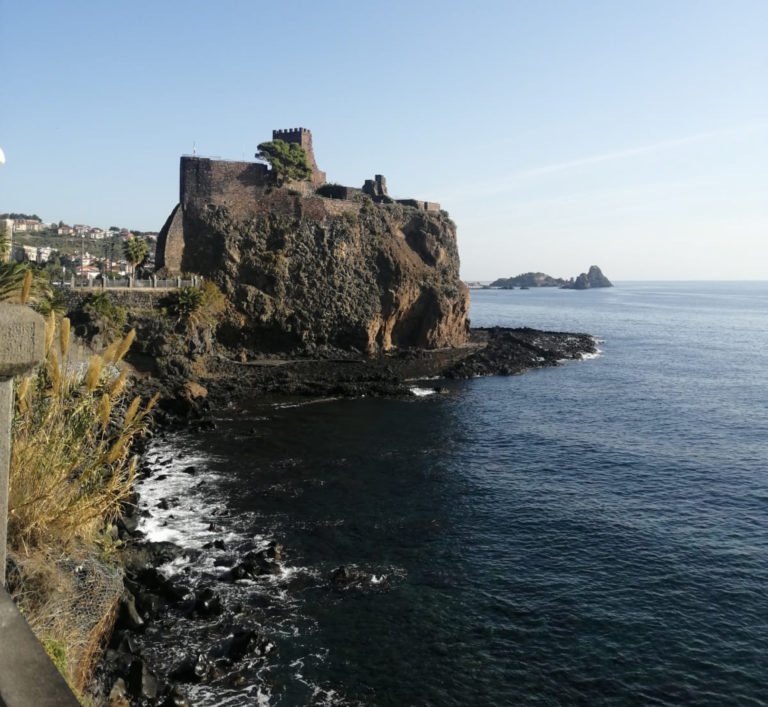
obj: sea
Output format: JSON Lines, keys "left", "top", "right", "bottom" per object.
{"left": 136, "top": 282, "right": 768, "bottom": 706}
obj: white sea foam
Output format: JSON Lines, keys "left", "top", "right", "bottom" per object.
{"left": 410, "top": 386, "right": 435, "bottom": 397}
{"left": 137, "top": 459, "right": 217, "bottom": 547}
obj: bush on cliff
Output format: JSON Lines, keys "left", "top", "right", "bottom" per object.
{"left": 82, "top": 291, "right": 127, "bottom": 342}
{"left": 316, "top": 182, "right": 347, "bottom": 199}
{"left": 164, "top": 280, "right": 227, "bottom": 328}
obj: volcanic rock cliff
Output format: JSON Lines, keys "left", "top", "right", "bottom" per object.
{"left": 158, "top": 152, "right": 469, "bottom": 355}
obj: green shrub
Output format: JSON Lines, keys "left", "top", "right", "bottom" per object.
{"left": 164, "top": 281, "right": 227, "bottom": 328}
{"left": 316, "top": 183, "right": 347, "bottom": 199}
{"left": 342, "top": 210, "right": 359, "bottom": 226}
{"left": 256, "top": 139, "right": 311, "bottom": 183}
{"left": 42, "top": 637, "right": 69, "bottom": 681}
{"left": 167, "top": 286, "right": 205, "bottom": 317}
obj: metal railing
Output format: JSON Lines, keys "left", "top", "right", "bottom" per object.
{"left": 69, "top": 275, "right": 203, "bottom": 289}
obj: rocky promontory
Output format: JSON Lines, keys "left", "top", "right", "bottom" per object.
{"left": 157, "top": 131, "right": 469, "bottom": 355}
{"left": 176, "top": 194, "right": 469, "bottom": 354}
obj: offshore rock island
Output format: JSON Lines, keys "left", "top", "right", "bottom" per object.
{"left": 490, "top": 264, "right": 613, "bottom": 290}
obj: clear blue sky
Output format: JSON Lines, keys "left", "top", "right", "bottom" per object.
{"left": 2, "top": 0, "right": 766, "bottom": 280}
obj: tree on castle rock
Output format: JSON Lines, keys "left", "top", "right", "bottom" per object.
{"left": 256, "top": 139, "right": 312, "bottom": 184}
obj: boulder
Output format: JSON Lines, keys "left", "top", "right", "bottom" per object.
{"left": 169, "top": 653, "right": 216, "bottom": 683}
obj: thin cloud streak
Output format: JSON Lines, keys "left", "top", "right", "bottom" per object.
{"left": 437, "top": 122, "right": 766, "bottom": 203}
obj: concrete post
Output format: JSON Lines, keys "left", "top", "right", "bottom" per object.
{"left": 0, "top": 305, "right": 45, "bottom": 587}
{"left": 0, "top": 588, "right": 81, "bottom": 706}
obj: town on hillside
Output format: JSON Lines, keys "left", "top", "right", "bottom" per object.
{"left": 0, "top": 213, "right": 157, "bottom": 281}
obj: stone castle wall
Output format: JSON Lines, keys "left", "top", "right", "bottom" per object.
{"left": 61, "top": 288, "right": 167, "bottom": 314}
{"left": 181, "top": 157, "right": 271, "bottom": 216}
{"left": 158, "top": 132, "right": 442, "bottom": 273}
{"left": 395, "top": 199, "right": 441, "bottom": 213}
{"left": 321, "top": 198, "right": 361, "bottom": 217}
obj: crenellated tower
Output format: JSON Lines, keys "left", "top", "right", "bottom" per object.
{"left": 272, "top": 127, "right": 326, "bottom": 184}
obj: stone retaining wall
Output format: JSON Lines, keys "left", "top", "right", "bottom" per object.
{"left": 60, "top": 288, "right": 166, "bottom": 313}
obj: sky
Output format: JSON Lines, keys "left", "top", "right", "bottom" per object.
{"left": 1, "top": 0, "right": 766, "bottom": 281}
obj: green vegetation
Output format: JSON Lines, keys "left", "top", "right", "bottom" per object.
{"left": 342, "top": 210, "right": 359, "bottom": 226}
{"left": 1, "top": 212, "right": 41, "bottom": 221}
{"left": 84, "top": 292, "right": 127, "bottom": 340}
{"left": 164, "top": 280, "right": 227, "bottom": 328}
{"left": 1, "top": 224, "right": 9, "bottom": 259}
{"left": 256, "top": 139, "right": 312, "bottom": 183}
{"left": 0, "top": 262, "right": 50, "bottom": 304}
{"left": 316, "top": 183, "right": 347, "bottom": 199}
{"left": 34, "top": 288, "right": 67, "bottom": 318}
{"left": 122, "top": 236, "right": 148, "bottom": 274}
{"left": 1, "top": 229, "right": 54, "bottom": 307}
{"left": 43, "top": 637, "right": 69, "bottom": 676}
{"left": 167, "top": 286, "right": 205, "bottom": 317}
{"left": 42, "top": 637, "right": 78, "bottom": 696}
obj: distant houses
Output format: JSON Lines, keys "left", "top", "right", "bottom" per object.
{"left": 2, "top": 215, "right": 154, "bottom": 275}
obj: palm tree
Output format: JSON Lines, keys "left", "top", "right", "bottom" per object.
{"left": 123, "top": 237, "right": 148, "bottom": 276}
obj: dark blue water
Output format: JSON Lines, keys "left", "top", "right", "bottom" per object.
{"left": 140, "top": 282, "right": 768, "bottom": 705}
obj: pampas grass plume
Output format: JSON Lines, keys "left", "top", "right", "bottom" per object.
{"left": 59, "top": 318, "right": 71, "bottom": 359}
{"left": 114, "top": 329, "right": 135, "bottom": 363}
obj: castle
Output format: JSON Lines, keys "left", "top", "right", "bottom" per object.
{"left": 157, "top": 128, "right": 441, "bottom": 272}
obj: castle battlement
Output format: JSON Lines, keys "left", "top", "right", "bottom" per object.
{"left": 272, "top": 127, "right": 311, "bottom": 138}
{"left": 271, "top": 127, "right": 325, "bottom": 184}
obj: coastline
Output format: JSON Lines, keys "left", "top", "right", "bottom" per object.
{"left": 192, "top": 327, "right": 598, "bottom": 403}
{"left": 90, "top": 326, "right": 598, "bottom": 704}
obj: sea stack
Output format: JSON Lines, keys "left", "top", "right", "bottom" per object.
{"left": 562, "top": 265, "right": 613, "bottom": 290}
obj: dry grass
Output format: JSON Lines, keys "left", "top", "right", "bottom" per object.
{"left": 8, "top": 315, "right": 157, "bottom": 552}
{"left": 7, "top": 315, "right": 157, "bottom": 696}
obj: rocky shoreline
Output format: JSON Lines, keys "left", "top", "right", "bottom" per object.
{"left": 91, "top": 326, "right": 597, "bottom": 705}
{"left": 154, "top": 327, "right": 597, "bottom": 411}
